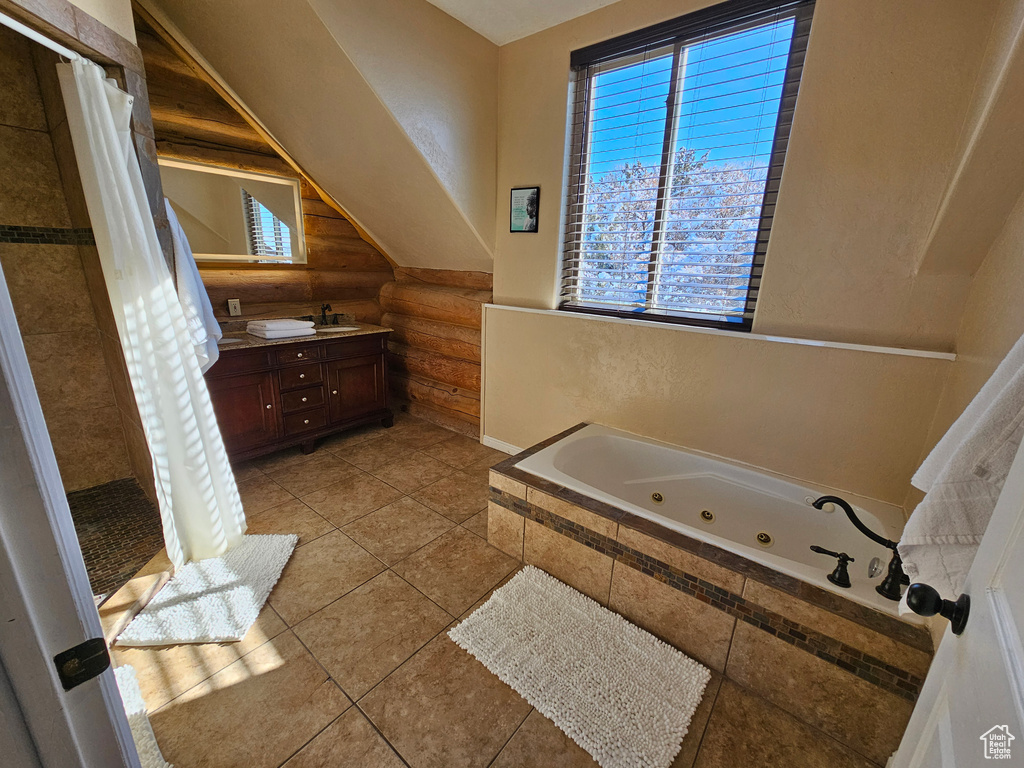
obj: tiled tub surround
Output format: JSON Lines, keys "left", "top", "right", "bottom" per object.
{"left": 489, "top": 425, "right": 933, "bottom": 766}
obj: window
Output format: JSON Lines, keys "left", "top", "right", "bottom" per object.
{"left": 243, "top": 189, "right": 292, "bottom": 261}
{"left": 560, "top": 0, "right": 814, "bottom": 330}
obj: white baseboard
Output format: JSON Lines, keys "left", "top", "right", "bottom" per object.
{"left": 482, "top": 435, "right": 522, "bottom": 455}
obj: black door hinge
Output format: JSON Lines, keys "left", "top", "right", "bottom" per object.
{"left": 54, "top": 637, "right": 110, "bottom": 691}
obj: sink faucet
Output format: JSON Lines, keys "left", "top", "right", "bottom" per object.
{"left": 812, "top": 495, "right": 908, "bottom": 601}
{"left": 319, "top": 303, "right": 332, "bottom": 326}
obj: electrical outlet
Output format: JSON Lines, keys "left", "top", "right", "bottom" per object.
{"left": 227, "top": 298, "right": 242, "bottom": 316}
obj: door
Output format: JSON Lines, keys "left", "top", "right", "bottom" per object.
{"left": 208, "top": 371, "right": 279, "bottom": 454}
{"left": 893, "top": 440, "right": 1024, "bottom": 766}
{"left": 0, "top": 263, "right": 138, "bottom": 766}
{"left": 326, "top": 355, "right": 385, "bottom": 424}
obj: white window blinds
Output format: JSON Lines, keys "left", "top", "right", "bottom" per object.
{"left": 242, "top": 188, "right": 292, "bottom": 262}
{"left": 560, "top": 0, "right": 814, "bottom": 330}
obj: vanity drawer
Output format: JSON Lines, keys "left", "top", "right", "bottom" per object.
{"left": 283, "top": 408, "right": 327, "bottom": 436}
{"left": 210, "top": 348, "right": 273, "bottom": 376}
{"left": 324, "top": 335, "right": 384, "bottom": 360}
{"left": 276, "top": 345, "right": 322, "bottom": 365}
{"left": 279, "top": 363, "right": 323, "bottom": 390}
{"left": 281, "top": 386, "right": 324, "bottom": 414}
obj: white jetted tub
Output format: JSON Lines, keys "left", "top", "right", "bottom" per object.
{"left": 515, "top": 424, "right": 910, "bottom": 615}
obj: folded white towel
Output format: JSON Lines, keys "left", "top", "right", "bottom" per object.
{"left": 247, "top": 319, "right": 315, "bottom": 331}
{"left": 247, "top": 327, "right": 317, "bottom": 340}
{"left": 899, "top": 330, "right": 1024, "bottom": 596}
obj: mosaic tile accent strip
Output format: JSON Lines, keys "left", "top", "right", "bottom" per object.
{"left": 490, "top": 486, "right": 924, "bottom": 703}
{"left": 0, "top": 224, "right": 95, "bottom": 245}
{"left": 67, "top": 477, "right": 163, "bottom": 604}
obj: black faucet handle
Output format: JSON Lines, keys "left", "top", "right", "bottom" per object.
{"left": 810, "top": 545, "right": 852, "bottom": 561}
{"left": 811, "top": 545, "right": 854, "bottom": 588}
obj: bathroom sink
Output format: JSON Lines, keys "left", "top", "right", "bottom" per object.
{"left": 315, "top": 326, "right": 360, "bottom": 333}
{"left": 218, "top": 337, "right": 245, "bottom": 345}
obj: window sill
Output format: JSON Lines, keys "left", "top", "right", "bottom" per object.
{"left": 482, "top": 304, "right": 957, "bottom": 361}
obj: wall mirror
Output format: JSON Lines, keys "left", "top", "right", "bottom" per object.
{"left": 159, "top": 158, "right": 306, "bottom": 264}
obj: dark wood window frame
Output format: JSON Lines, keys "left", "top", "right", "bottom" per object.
{"left": 560, "top": 0, "right": 815, "bottom": 332}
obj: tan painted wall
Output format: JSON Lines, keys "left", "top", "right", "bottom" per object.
{"left": 307, "top": 0, "right": 497, "bottom": 249}
{"left": 484, "top": 0, "right": 1006, "bottom": 507}
{"left": 483, "top": 307, "right": 951, "bottom": 504}
{"left": 921, "top": 190, "right": 1024, "bottom": 473}
{"left": 493, "top": 0, "right": 994, "bottom": 352}
{"left": 144, "top": 0, "right": 495, "bottom": 272}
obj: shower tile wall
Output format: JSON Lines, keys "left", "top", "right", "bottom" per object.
{"left": 0, "top": 25, "right": 143, "bottom": 492}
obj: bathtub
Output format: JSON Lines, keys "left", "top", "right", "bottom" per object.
{"left": 514, "top": 424, "right": 910, "bottom": 615}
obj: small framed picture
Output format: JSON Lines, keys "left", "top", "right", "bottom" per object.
{"left": 510, "top": 186, "right": 540, "bottom": 233}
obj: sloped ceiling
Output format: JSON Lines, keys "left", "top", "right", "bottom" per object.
{"left": 422, "top": 0, "right": 624, "bottom": 44}
{"left": 141, "top": 0, "right": 496, "bottom": 272}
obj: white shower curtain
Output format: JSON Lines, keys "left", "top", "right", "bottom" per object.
{"left": 58, "top": 60, "right": 245, "bottom": 567}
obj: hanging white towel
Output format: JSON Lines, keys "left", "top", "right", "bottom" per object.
{"left": 166, "top": 199, "right": 221, "bottom": 373}
{"left": 899, "top": 331, "right": 1024, "bottom": 596}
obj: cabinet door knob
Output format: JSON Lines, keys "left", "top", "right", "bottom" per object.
{"left": 299, "top": 373, "right": 305, "bottom": 379}
{"left": 332, "top": 390, "right": 338, "bottom": 395}
{"left": 265, "top": 404, "right": 272, "bottom": 409}
{"left": 301, "top": 397, "right": 307, "bottom": 402}
{"left": 304, "top": 419, "right": 310, "bottom": 425}
{"left": 297, "top": 353, "right": 303, "bottom": 358}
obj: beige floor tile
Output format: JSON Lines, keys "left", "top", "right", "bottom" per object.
{"left": 149, "top": 631, "right": 349, "bottom": 768}
{"left": 249, "top": 445, "right": 319, "bottom": 473}
{"left": 266, "top": 451, "right": 360, "bottom": 497}
{"left": 231, "top": 460, "right": 265, "bottom": 482}
{"left": 491, "top": 710, "right": 597, "bottom": 768}
{"left": 387, "top": 419, "right": 458, "bottom": 449}
{"left": 693, "top": 680, "right": 875, "bottom": 768}
{"left": 423, "top": 434, "right": 506, "bottom": 469}
{"left": 335, "top": 434, "right": 412, "bottom": 472}
{"left": 343, "top": 497, "right": 455, "bottom": 565}
{"left": 320, "top": 424, "right": 387, "bottom": 452}
{"left": 412, "top": 470, "right": 489, "bottom": 522}
{"left": 301, "top": 470, "right": 405, "bottom": 527}
{"left": 282, "top": 707, "right": 405, "bottom": 768}
{"left": 246, "top": 498, "right": 335, "bottom": 546}
{"left": 370, "top": 451, "right": 453, "bottom": 493}
{"left": 673, "top": 672, "right": 722, "bottom": 768}
{"left": 294, "top": 571, "right": 451, "bottom": 699}
{"left": 113, "top": 605, "right": 287, "bottom": 712}
{"left": 393, "top": 527, "right": 518, "bottom": 616}
{"left": 462, "top": 509, "right": 488, "bottom": 539}
{"left": 361, "top": 633, "right": 532, "bottom": 768}
{"left": 238, "top": 474, "right": 294, "bottom": 517}
{"left": 269, "top": 530, "right": 385, "bottom": 624}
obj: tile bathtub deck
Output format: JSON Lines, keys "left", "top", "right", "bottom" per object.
{"left": 119, "top": 414, "right": 881, "bottom": 768}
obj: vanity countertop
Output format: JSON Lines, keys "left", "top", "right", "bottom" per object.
{"left": 216, "top": 321, "right": 392, "bottom": 352}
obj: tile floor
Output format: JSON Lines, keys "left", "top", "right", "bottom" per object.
{"left": 116, "top": 413, "right": 880, "bottom": 768}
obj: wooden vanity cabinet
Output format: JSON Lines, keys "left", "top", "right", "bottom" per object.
{"left": 206, "top": 332, "right": 391, "bottom": 460}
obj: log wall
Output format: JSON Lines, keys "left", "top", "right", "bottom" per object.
{"left": 136, "top": 13, "right": 393, "bottom": 324}
{"left": 381, "top": 268, "right": 492, "bottom": 436}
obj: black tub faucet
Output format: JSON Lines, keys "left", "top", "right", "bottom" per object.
{"left": 812, "top": 495, "right": 908, "bottom": 601}
{"left": 810, "top": 545, "right": 854, "bottom": 588}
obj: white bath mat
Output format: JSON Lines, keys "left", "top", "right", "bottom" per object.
{"left": 117, "top": 534, "right": 297, "bottom": 646}
{"left": 449, "top": 566, "right": 710, "bottom": 768}
{"left": 114, "top": 665, "right": 172, "bottom": 768}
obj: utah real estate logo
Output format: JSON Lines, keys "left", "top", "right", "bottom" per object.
{"left": 980, "top": 725, "right": 1015, "bottom": 759}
